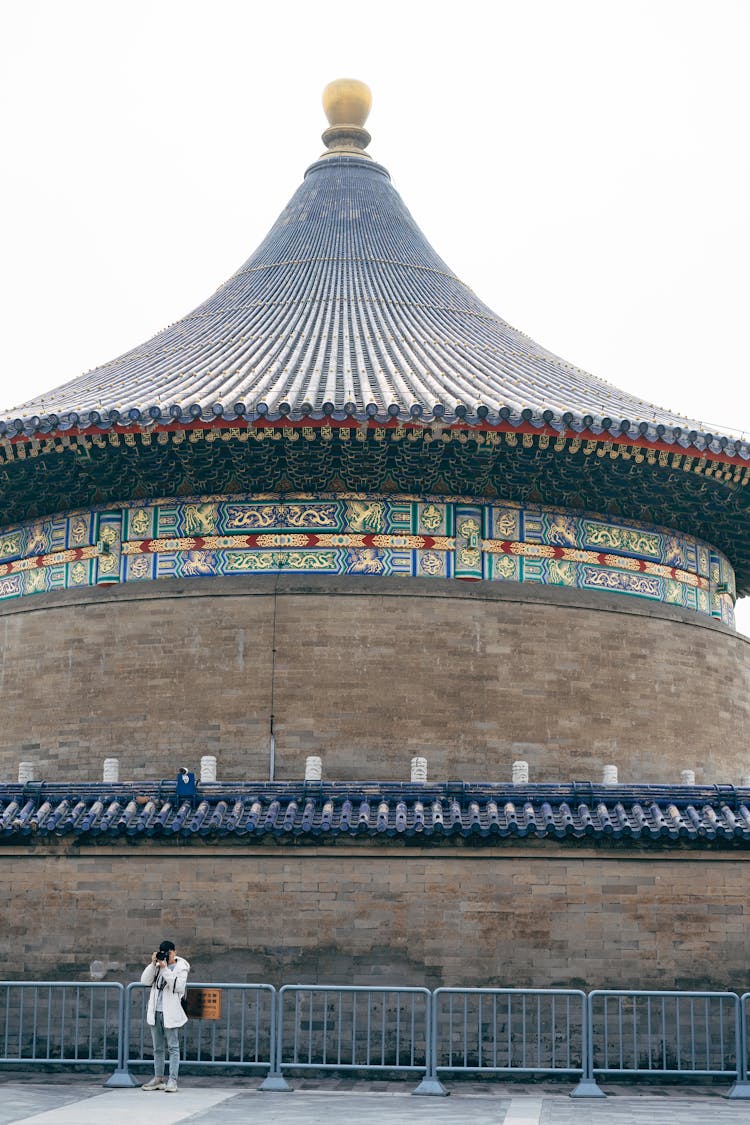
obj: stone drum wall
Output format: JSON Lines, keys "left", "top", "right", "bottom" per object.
{"left": 0, "top": 574, "right": 747, "bottom": 785}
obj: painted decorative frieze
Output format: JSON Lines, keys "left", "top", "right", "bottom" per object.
{"left": 0, "top": 495, "right": 735, "bottom": 625}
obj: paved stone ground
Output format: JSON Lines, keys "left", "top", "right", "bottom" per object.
{"left": 1, "top": 1079, "right": 749, "bottom": 1124}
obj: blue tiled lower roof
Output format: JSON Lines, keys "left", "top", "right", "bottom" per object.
{"left": 1, "top": 782, "right": 748, "bottom": 847}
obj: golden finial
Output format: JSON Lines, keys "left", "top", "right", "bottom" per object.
{"left": 321, "top": 78, "right": 372, "bottom": 158}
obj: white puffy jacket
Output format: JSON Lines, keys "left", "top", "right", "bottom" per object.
{"left": 141, "top": 956, "right": 190, "bottom": 1028}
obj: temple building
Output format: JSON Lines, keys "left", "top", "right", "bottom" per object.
{"left": 1, "top": 81, "right": 749, "bottom": 988}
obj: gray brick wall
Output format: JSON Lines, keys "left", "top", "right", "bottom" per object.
{"left": 2, "top": 843, "right": 749, "bottom": 990}
{"left": 0, "top": 575, "right": 746, "bottom": 785}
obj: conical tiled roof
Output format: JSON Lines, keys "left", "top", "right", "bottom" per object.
{"left": 2, "top": 94, "right": 747, "bottom": 459}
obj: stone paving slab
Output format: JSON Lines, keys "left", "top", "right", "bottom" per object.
{"left": 1, "top": 1081, "right": 749, "bottom": 1124}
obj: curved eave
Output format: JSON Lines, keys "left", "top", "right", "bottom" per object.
{"left": 1, "top": 417, "right": 748, "bottom": 595}
{"left": 3, "top": 402, "right": 749, "bottom": 463}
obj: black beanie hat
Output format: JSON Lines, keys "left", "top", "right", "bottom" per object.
{"left": 158, "top": 940, "right": 175, "bottom": 953}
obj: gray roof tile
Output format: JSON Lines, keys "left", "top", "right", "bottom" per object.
{"left": 4, "top": 153, "right": 743, "bottom": 456}
{"left": 2, "top": 782, "right": 748, "bottom": 848}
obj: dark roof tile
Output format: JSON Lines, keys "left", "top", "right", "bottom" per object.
{"left": 1, "top": 781, "right": 749, "bottom": 849}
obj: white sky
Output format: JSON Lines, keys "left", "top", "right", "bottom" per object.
{"left": 1, "top": 0, "right": 748, "bottom": 629}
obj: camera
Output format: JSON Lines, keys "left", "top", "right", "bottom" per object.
{"left": 155, "top": 949, "right": 168, "bottom": 962}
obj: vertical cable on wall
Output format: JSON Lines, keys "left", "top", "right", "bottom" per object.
{"left": 268, "top": 573, "right": 280, "bottom": 781}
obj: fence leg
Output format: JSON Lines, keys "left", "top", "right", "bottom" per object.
{"left": 259, "top": 1069, "right": 292, "bottom": 1092}
{"left": 570, "top": 1077, "right": 606, "bottom": 1098}
{"left": 413, "top": 1074, "right": 448, "bottom": 1096}
{"left": 104, "top": 985, "right": 139, "bottom": 1087}
{"left": 103, "top": 1066, "right": 139, "bottom": 1088}
{"left": 727, "top": 996, "right": 750, "bottom": 1097}
{"left": 570, "top": 996, "right": 605, "bottom": 1098}
{"left": 258, "top": 990, "right": 292, "bottom": 1092}
{"left": 412, "top": 993, "right": 447, "bottom": 1095}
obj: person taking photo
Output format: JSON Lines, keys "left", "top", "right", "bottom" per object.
{"left": 140, "top": 939, "right": 190, "bottom": 1092}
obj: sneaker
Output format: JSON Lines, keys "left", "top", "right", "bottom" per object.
{"left": 164, "top": 1078, "right": 178, "bottom": 1093}
{"left": 142, "top": 1076, "right": 166, "bottom": 1091}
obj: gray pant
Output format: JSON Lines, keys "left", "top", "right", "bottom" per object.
{"left": 151, "top": 1011, "right": 180, "bottom": 1080}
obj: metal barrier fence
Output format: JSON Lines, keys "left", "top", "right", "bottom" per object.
{"left": 583, "top": 990, "right": 750, "bottom": 1098}
{"left": 588, "top": 990, "right": 739, "bottom": 1078}
{"left": 276, "top": 985, "right": 430, "bottom": 1079}
{"left": 738, "top": 994, "right": 750, "bottom": 1097}
{"left": 431, "top": 988, "right": 586, "bottom": 1077}
{"left": 2, "top": 979, "right": 750, "bottom": 1097}
{"left": 125, "top": 983, "right": 276, "bottom": 1078}
{"left": 0, "top": 981, "right": 122, "bottom": 1068}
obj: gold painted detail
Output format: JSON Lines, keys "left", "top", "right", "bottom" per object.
{"left": 370, "top": 534, "right": 423, "bottom": 549}
{"left": 548, "top": 558, "right": 577, "bottom": 586}
{"left": 224, "top": 550, "right": 338, "bottom": 572}
{"left": 318, "top": 534, "right": 366, "bottom": 548}
{"left": 0, "top": 491, "right": 732, "bottom": 624}
{"left": 0, "top": 544, "right": 98, "bottom": 576}
{"left": 346, "top": 501, "right": 386, "bottom": 533}
{"left": 123, "top": 538, "right": 197, "bottom": 554}
{"left": 181, "top": 551, "right": 216, "bottom": 576}
{"left": 457, "top": 518, "right": 481, "bottom": 548}
{"left": 286, "top": 504, "right": 339, "bottom": 527}
{"left": 347, "top": 549, "right": 386, "bottom": 574}
{"left": 99, "top": 525, "right": 119, "bottom": 547}
{"left": 183, "top": 504, "right": 218, "bottom": 535}
{"left": 0, "top": 528, "right": 711, "bottom": 594}
{"left": 224, "top": 551, "right": 275, "bottom": 572}
{"left": 224, "top": 503, "right": 338, "bottom": 529}
{"left": 125, "top": 532, "right": 457, "bottom": 554}
{"left": 458, "top": 547, "right": 481, "bottom": 568}
{"left": 494, "top": 508, "right": 520, "bottom": 539}
{"left": 25, "top": 569, "right": 46, "bottom": 593}
{"left": 200, "top": 536, "right": 246, "bottom": 549}
{"left": 511, "top": 543, "right": 555, "bottom": 559}
{"left": 0, "top": 533, "right": 22, "bottom": 558}
{"left": 493, "top": 555, "right": 518, "bottom": 579}
{"left": 255, "top": 534, "right": 311, "bottom": 548}
{"left": 480, "top": 539, "right": 706, "bottom": 589}
{"left": 39, "top": 549, "right": 82, "bottom": 567}
{"left": 546, "top": 514, "right": 578, "bottom": 546}
{"left": 130, "top": 508, "right": 151, "bottom": 536}
{"left": 420, "top": 503, "right": 442, "bottom": 532}
{"left": 665, "top": 579, "right": 683, "bottom": 604}
{"left": 583, "top": 521, "right": 661, "bottom": 557}
{"left": 27, "top": 525, "right": 49, "bottom": 554}
{"left": 223, "top": 505, "right": 271, "bottom": 529}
